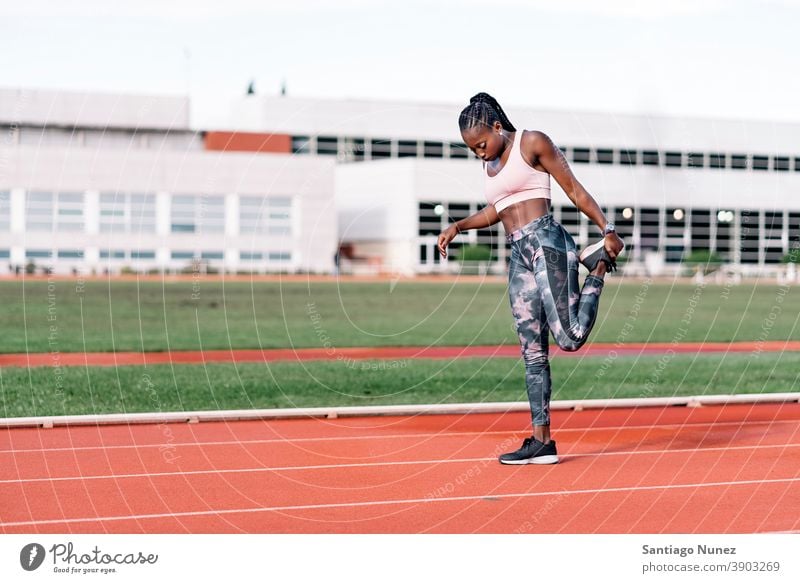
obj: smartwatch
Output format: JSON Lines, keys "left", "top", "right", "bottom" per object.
{"left": 602, "top": 223, "right": 616, "bottom": 236}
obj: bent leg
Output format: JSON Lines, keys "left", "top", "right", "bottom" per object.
{"left": 528, "top": 221, "right": 605, "bottom": 351}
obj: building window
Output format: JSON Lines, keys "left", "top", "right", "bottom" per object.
{"left": 773, "top": 156, "right": 790, "bottom": 171}
{"left": 0, "top": 249, "right": 10, "bottom": 259}
{"left": 26, "top": 191, "right": 84, "bottom": 232}
{"left": 639, "top": 208, "right": 660, "bottom": 250}
{"left": 690, "top": 209, "right": 711, "bottom": 251}
{"left": 752, "top": 155, "right": 769, "bottom": 171}
{"left": 201, "top": 251, "right": 224, "bottom": 260}
{"left": 99, "top": 193, "right": 125, "bottom": 233}
{"left": 572, "top": 148, "right": 590, "bottom": 163}
{"left": 596, "top": 149, "right": 614, "bottom": 164}
{"left": 731, "top": 154, "right": 748, "bottom": 170}
{"left": 56, "top": 193, "right": 84, "bottom": 232}
{"left": 240, "top": 196, "right": 292, "bottom": 236}
{"left": 619, "top": 150, "right": 637, "bottom": 165}
{"left": 57, "top": 249, "right": 84, "bottom": 259}
{"left": 100, "top": 250, "right": 126, "bottom": 259}
{"left": 171, "top": 195, "right": 224, "bottom": 234}
{"left": 794, "top": 157, "right": 800, "bottom": 172}
{"left": 26, "top": 249, "right": 52, "bottom": 258}
{"left": 709, "top": 153, "right": 726, "bottom": 169}
{"left": 739, "top": 209, "right": 759, "bottom": 263}
{"left": 131, "top": 251, "right": 155, "bottom": 259}
{"left": 198, "top": 195, "right": 225, "bottom": 233}
{"left": 665, "top": 152, "right": 682, "bottom": 167}
{"left": 370, "top": 138, "right": 392, "bottom": 159}
{"left": 788, "top": 213, "right": 800, "bottom": 253}
{"left": 342, "top": 137, "right": 365, "bottom": 161}
{"left": 171, "top": 251, "right": 194, "bottom": 260}
{"left": 100, "top": 192, "right": 155, "bottom": 234}
{"left": 171, "top": 195, "right": 196, "bottom": 233}
{"left": 641, "top": 151, "right": 660, "bottom": 166}
{"left": 240, "top": 252, "right": 263, "bottom": 261}
{"left": 0, "top": 191, "right": 10, "bottom": 231}
{"left": 423, "top": 141, "right": 444, "bottom": 158}
{"left": 130, "top": 194, "right": 157, "bottom": 233}
{"left": 291, "top": 135, "right": 310, "bottom": 154}
{"left": 397, "top": 140, "right": 418, "bottom": 158}
{"left": 449, "top": 142, "right": 469, "bottom": 159}
{"left": 687, "top": 152, "right": 705, "bottom": 168}
{"left": 418, "top": 202, "right": 443, "bottom": 236}
{"left": 268, "top": 251, "right": 291, "bottom": 261}
{"left": 316, "top": 136, "right": 338, "bottom": 156}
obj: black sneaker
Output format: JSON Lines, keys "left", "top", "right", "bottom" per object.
{"left": 498, "top": 436, "right": 559, "bottom": 465}
{"left": 579, "top": 239, "right": 622, "bottom": 272}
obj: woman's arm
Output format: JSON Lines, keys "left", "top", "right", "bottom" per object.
{"left": 437, "top": 206, "right": 500, "bottom": 258}
{"left": 526, "top": 130, "right": 625, "bottom": 259}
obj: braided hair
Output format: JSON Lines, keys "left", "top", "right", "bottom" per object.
{"left": 458, "top": 92, "right": 516, "bottom": 133}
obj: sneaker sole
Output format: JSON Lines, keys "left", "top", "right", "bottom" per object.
{"left": 579, "top": 240, "right": 605, "bottom": 263}
{"left": 499, "top": 455, "right": 559, "bottom": 465}
{"left": 529, "top": 455, "right": 559, "bottom": 465}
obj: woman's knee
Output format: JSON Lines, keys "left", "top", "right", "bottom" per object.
{"left": 553, "top": 336, "right": 584, "bottom": 352}
{"left": 523, "top": 350, "right": 549, "bottom": 368}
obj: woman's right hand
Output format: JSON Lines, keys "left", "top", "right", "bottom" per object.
{"left": 437, "top": 225, "right": 459, "bottom": 258}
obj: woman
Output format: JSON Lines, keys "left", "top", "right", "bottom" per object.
{"left": 438, "top": 93, "right": 624, "bottom": 465}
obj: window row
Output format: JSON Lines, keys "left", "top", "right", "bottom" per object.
{"left": 0, "top": 192, "right": 293, "bottom": 236}
{"left": 11, "top": 249, "right": 292, "bottom": 262}
{"left": 418, "top": 202, "right": 800, "bottom": 265}
{"left": 568, "top": 148, "right": 800, "bottom": 171}
{"left": 290, "top": 134, "right": 800, "bottom": 171}
{"left": 4, "top": 126, "right": 201, "bottom": 152}
{"left": 292, "top": 135, "right": 472, "bottom": 161}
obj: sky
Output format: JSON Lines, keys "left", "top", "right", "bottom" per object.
{"left": 2, "top": 0, "right": 799, "bottom": 128}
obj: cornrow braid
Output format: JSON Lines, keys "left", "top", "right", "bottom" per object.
{"left": 458, "top": 92, "right": 516, "bottom": 133}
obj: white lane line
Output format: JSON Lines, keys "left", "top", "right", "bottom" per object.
{"left": 2, "top": 442, "right": 799, "bottom": 485}
{"left": 1, "top": 418, "right": 797, "bottom": 455}
{"left": 3, "top": 476, "right": 799, "bottom": 528}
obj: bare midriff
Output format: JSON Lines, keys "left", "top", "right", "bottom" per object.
{"left": 498, "top": 198, "right": 551, "bottom": 234}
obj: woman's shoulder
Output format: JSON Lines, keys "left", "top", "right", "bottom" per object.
{"left": 519, "top": 130, "right": 554, "bottom": 166}
{"left": 519, "top": 129, "right": 551, "bottom": 149}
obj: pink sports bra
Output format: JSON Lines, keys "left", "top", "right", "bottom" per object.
{"left": 484, "top": 130, "right": 551, "bottom": 212}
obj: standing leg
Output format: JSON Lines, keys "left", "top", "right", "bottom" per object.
{"left": 507, "top": 243, "right": 552, "bottom": 440}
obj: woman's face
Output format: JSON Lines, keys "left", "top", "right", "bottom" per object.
{"left": 461, "top": 121, "right": 505, "bottom": 161}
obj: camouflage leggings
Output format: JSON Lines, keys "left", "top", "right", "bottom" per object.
{"left": 507, "top": 214, "right": 605, "bottom": 426}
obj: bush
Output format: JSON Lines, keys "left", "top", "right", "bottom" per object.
{"left": 683, "top": 250, "right": 724, "bottom": 275}
{"left": 458, "top": 244, "right": 493, "bottom": 262}
{"left": 684, "top": 250, "right": 723, "bottom": 264}
{"left": 781, "top": 247, "right": 800, "bottom": 263}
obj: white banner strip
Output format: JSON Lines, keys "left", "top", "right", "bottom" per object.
{"left": 0, "top": 535, "right": 797, "bottom": 582}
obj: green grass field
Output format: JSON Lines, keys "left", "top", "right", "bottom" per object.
{"left": 1, "top": 353, "right": 797, "bottom": 418}
{"left": 1, "top": 278, "right": 798, "bottom": 417}
{"left": 1, "top": 278, "right": 798, "bottom": 353}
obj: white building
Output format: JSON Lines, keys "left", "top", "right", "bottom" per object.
{"left": 231, "top": 95, "right": 800, "bottom": 275}
{"left": 3, "top": 89, "right": 798, "bottom": 277}
{"left": 0, "top": 88, "right": 337, "bottom": 275}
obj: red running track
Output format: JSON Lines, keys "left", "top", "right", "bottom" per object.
{"left": 2, "top": 341, "right": 799, "bottom": 368}
{"left": 1, "top": 402, "right": 799, "bottom": 534}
